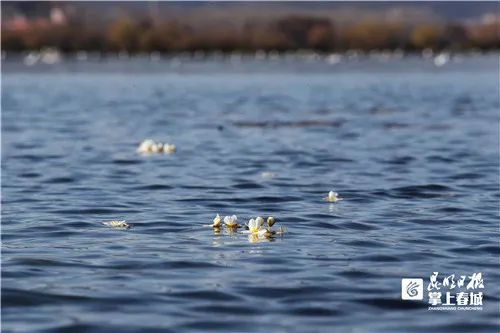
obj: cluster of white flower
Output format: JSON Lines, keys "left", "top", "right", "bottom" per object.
{"left": 137, "top": 139, "right": 176, "bottom": 154}
{"left": 210, "top": 214, "right": 285, "bottom": 240}
{"left": 324, "top": 191, "right": 342, "bottom": 202}
{"left": 103, "top": 192, "right": 342, "bottom": 234}
{"left": 102, "top": 220, "right": 131, "bottom": 229}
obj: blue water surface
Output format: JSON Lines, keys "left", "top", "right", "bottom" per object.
{"left": 2, "top": 55, "right": 499, "bottom": 332}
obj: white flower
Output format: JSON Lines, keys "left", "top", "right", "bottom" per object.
{"left": 212, "top": 214, "right": 221, "bottom": 228}
{"left": 247, "top": 234, "right": 261, "bottom": 243}
{"left": 137, "top": 140, "right": 175, "bottom": 154}
{"left": 257, "top": 228, "right": 271, "bottom": 238}
{"left": 261, "top": 172, "right": 276, "bottom": 178}
{"left": 247, "top": 218, "right": 255, "bottom": 231}
{"left": 255, "top": 216, "right": 264, "bottom": 227}
{"left": 246, "top": 216, "right": 271, "bottom": 238}
{"left": 223, "top": 215, "right": 238, "bottom": 227}
{"left": 276, "top": 225, "right": 286, "bottom": 235}
{"left": 325, "top": 191, "right": 342, "bottom": 202}
{"left": 247, "top": 229, "right": 272, "bottom": 242}
{"left": 151, "top": 142, "right": 162, "bottom": 153}
{"left": 248, "top": 217, "right": 264, "bottom": 234}
{"left": 102, "top": 220, "right": 130, "bottom": 229}
{"left": 137, "top": 139, "right": 155, "bottom": 153}
{"left": 163, "top": 144, "right": 176, "bottom": 154}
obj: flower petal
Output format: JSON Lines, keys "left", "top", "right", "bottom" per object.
{"left": 257, "top": 228, "right": 270, "bottom": 238}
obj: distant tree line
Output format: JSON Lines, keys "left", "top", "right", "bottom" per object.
{"left": 2, "top": 15, "right": 499, "bottom": 53}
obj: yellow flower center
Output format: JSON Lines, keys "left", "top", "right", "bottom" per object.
{"left": 249, "top": 225, "right": 260, "bottom": 234}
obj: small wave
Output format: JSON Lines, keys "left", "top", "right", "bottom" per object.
{"left": 288, "top": 306, "right": 342, "bottom": 317}
{"left": 448, "top": 172, "right": 483, "bottom": 180}
{"left": 343, "top": 239, "right": 384, "bottom": 248}
{"left": 169, "top": 290, "right": 241, "bottom": 301}
{"left": 338, "top": 270, "right": 383, "bottom": 279}
{"left": 189, "top": 304, "right": 261, "bottom": 315}
{"left": 17, "top": 172, "right": 41, "bottom": 178}
{"left": 355, "top": 297, "right": 425, "bottom": 310}
{"left": 232, "top": 182, "right": 265, "bottom": 189}
{"left": 9, "top": 257, "right": 80, "bottom": 268}
{"left": 132, "top": 184, "right": 173, "bottom": 190}
{"left": 435, "top": 206, "right": 471, "bottom": 213}
{"left": 341, "top": 221, "right": 378, "bottom": 231}
{"left": 312, "top": 221, "right": 342, "bottom": 230}
{"left": 384, "top": 156, "right": 416, "bottom": 165}
{"left": 357, "top": 254, "right": 401, "bottom": 262}
{"left": 236, "top": 285, "right": 330, "bottom": 299}
{"left": 42, "top": 177, "right": 76, "bottom": 184}
{"left": 12, "top": 154, "right": 63, "bottom": 162}
{"left": 476, "top": 245, "right": 500, "bottom": 255}
{"left": 388, "top": 184, "right": 453, "bottom": 198}
{"left": 177, "top": 320, "right": 250, "bottom": 331}
{"left": 252, "top": 195, "right": 302, "bottom": 203}
{"left": 112, "top": 159, "right": 142, "bottom": 165}
{"left": 426, "top": 155, "right": 456, "bottom": 163}
{"left": 382, "top": 122, "right": 410, "bottom": 129}
{"left": 2, "top": 288, "right": 91, "bottom": 307}
{"left": 233, "top": 119, "right": 344, "bottom": 128}
{"left": 49, "top": 208, "right": 139, "bottom": 214}
{"left": 430, "top": 323, "right": 498, "bottom": 333}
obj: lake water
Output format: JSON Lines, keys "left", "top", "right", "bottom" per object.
{"left": 2, "top": 55, "right": 499, "bottom": 332}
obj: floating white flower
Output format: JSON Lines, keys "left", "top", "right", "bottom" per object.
{"left": 163, "top": 144, "right": 176, "bottom": 154}
{"left": 257, "top": 228, "right": 272, "bottom": 238}
{"left": 245, "top": 216, "right": 274, "bottom": 239}
{"left": 223, "top": 215, "right": 238, "bottom": 228}
{"left": 247, "top": 229, "right": 273, "bottom": 243}
{"left": 247, "top": 219, "right": 255, "bottom": 231}
{"left": 275, "top": 225, "right": 286, "bottom": 235}
{"left": 324, "top": 191, "right": 342, "bottom": 202}
{"left": 102, "top": 220, "right": 130, "bottom": 229}
{"left": 137, "top": 139, "right": 156, "bottom": 153}
{"left": 151, "top": 142, "right": 163, "bottom": 153}
{"left": 248, "top": 217, "right": 264, "bottom": 234}
{"left": 206, "top": 214, "right": 285, "bottom": 241}
{"left": 212, "top": 214, "right": 221, "bottom": 228}
{"left": 248, "top": 234, "right": 264, "bottom": 243}
{"left": 137, "top": 140, "right": 176, "bottom": 154}
{"left": 255, "top": 216, "right": 264, "bottom": 227}
{"left": 261, "top": 172, "right": 276, "bottom": 179}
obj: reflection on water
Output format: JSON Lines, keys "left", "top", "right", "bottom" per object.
{"left": 2, "top": 57, "right": 499, "bottom": 332}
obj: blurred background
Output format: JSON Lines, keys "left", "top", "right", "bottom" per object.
{"left": 1, "top": 1, "right": 499, "bottom": 57}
